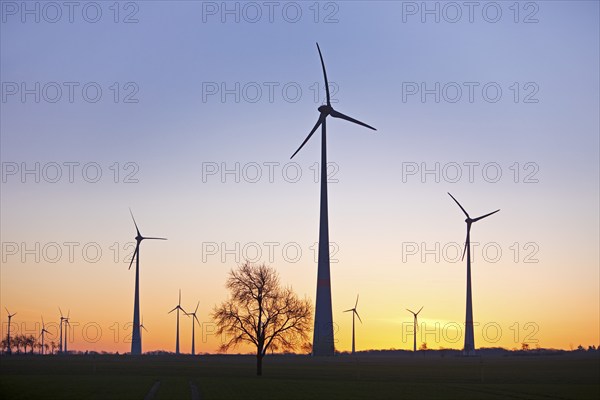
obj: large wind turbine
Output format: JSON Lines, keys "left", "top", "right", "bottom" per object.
{"left": 168, "top": 289, "right": 186, "bottom": 355}
{"left": 128, "top": 209, "right": 166, "bottom": 355}
{"left": 291, "top": 43, "right": 376, "bottom": 356}
{"left": 185, "top": 301, "right": 200, "bottom": 356}
{"left": 39, "top": 316, "right": 51, "bottom": 355}
{"left": 5, "top": 308, "right": 16, "bottom": 355}
{"left": 58, "top": 308, "right": 66, "bottom": 354}
{"left": 343, "top": 295, "right": 362, "bottom": 355}
{"left": 406, "top": 306, "right": 423, "bottom": 352}
{"left": 448, "top": 193, "right": 500, "bottom": 355}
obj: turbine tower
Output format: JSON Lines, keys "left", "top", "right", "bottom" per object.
{"left": 291, "top": 43, "right": 376, "bottom": 356}
{"left": 58, "top": 308, "right": 66, "bottom": 354}
{"left": 40, "top": 316, "right": 51, "bottom": 355}
{"left": 406, "top": 306, "right": 423, "bottom": 352}
{"left": 128, "top": 209, "right": 166, "bottom": 355}
{"left": 168, "top": 289, "right": 186, "bottom": 355}
{"left": 343, "top": 295, "right": 362, "bottom": 355}
{"left": 185, "top": 301, "right": 200, "bottom": 356}
{"left": 63, "top": 311, "right": 70, "bottom": 354}
{"left": 448, "top": 193, "right": 499, "bottom": 356}
{"left": 5, "top": 308, "right": 16, "bottom": 355}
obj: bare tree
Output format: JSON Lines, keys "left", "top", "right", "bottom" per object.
{"left": 212, "top": 262, "right": 312, "bottom": 376}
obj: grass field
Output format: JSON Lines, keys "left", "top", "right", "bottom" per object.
{"left": 1, "top": 352, "right": 598, "bottom": 399}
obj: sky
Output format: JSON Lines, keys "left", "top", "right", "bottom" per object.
{"left": 1, "top": 1, "right": 598, "bottom": 354}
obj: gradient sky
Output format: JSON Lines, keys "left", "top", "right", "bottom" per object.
{"left": 1, "top": 1, "right": 598, "bottom": 354}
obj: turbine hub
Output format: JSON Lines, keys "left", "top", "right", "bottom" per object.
{"left": 318, "top": 104, "right": 332, "bottom": 114}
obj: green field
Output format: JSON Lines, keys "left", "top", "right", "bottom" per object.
{"left": 1, "top": 353, "right": 598, "bottom": 399}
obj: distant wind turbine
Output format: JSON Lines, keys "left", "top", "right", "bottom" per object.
{"left": 343, "top": 295, "right": 362, "bottom": 355}
{"left": 406, "top": 306, "right": 423, "bottom": 352}
{"left": 448, "top": 193, "right": 500, "bottom": 356}
{"left": 39, "top": 316, "right": 51, "bottom": 355}
{"left": 5, "top": 308, "right": 16, "bottom": 355}
{"left": 128, "top": 209, "right": 166, "bottom": 355}
{"left": 291, "top": 43, "right": 376, "bottom": 356}
{"left": 58, "top": 308, "right": 67, "bottom": 354}
{"left": 139, "top": 316, "right": 148, "bottom": 342}
{"left": 168, "top": 289, "right": 186, "bottom": 355}
{"left": 185, "top": 301, "right": 201, "bottom": 356}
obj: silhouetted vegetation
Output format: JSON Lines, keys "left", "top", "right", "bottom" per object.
{"left": 212, "top": 262, "right": 313, "bottom": 375}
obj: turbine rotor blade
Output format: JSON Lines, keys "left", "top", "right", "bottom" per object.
{"left": 179, "top": 289, "right": 181, "bottom": 305}
{"left": 129, "top": 208, "right": 141, "bottom": 236}
{"left": 406, "top": 308, "right": 415, "bottom": 315}
{"left": 462, "top": 228, "right": 470, "bottom": 261}
{"left": 194, "top": 314, "right": 200, "bottom": 324}
{"left": 168, "top": 306, "right": 178, "bottom": 314}
{"left": 59, "top": 307, "right": 63, "bottom": 317}
{"left": 330, "top": 109, "right": 376, "bottom": 131}
{"left": 448, "top": 193, "right": 470, "bottom": 218}
{"left": 343, "top": 309, "right": 353, "bottom": 313}
{"left": 355, "top": 310, "right": 363, "bottom": 323}
{"left": 355, "top": 294, "right": 359, "bottom": 309}
{"left": 290, "top": 115, "right": 324, "bottom": 159}
{"left": 417, "top": 306, "right": 424, "bottom": 315}
{"left": 195, "top": 301, "right": 200, "bottom": 314}
{"left": 143, "top": 237, "right": 167, "bottom": 240}
{"left": 472, "top": 209, "right": 500, "bottom": 222}
{"left": 128, "top": 245, "right": 139, "bottom": 270}
{"left": 316, "top": 43, "right": 330, "bottom": 106}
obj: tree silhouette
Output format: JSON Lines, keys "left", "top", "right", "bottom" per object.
{"left": 1, "top": 337, "right": 10, "bottom": 354}
{"left": 213, "top": 262, "right": 312, "bottom": 376}
{"left": 14, "top": 334, "right": 23, "bottom": 353}
{"left": 26, "top": 335, "right": 36, "bottom": 354}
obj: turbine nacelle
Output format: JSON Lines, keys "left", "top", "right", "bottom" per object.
{"left": 318, "top": 104, "right": 333, "bottom": 114}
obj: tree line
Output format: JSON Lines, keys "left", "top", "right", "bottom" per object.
{"left": 1, "top": 334, "right": 57, "bottom": 355}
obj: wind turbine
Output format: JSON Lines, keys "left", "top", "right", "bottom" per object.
{"left": 5, "top": 308, "right": 16, "bottom": 355}
{"left": 448, "top": 193, "right": 500, "bottom": 356}
{"left": 58, "top": 308, "right": 66, "bottom": 354}
{"left": 168, "top": 289, "right": 186, "bottom": 355}
{"left": 63, "top": 310, "right": 70, "bottom": 354}
{"left": 185, "top": 301, "right": 200, "bottom": 356}
{"left": 343, "top": 295, "right": 362, "bottom": 355}
{"left": 291, "top": 43, "right": 376, "bottom": 356}
{"left": 406, "top": 306, "right": 423, "bottom": 352}
{"left": 128, "top": 209, "right": 166, "bottom": 355}
{"left": 39, "top": 316, "right": 51, "bottom": 355}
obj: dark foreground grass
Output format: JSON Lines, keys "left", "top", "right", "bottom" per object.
{"left": 1, "top": 353, "right": 598, "bottom": 399}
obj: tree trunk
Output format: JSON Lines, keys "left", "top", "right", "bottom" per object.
{"left": 256, "top": 353, "right": 263, "bottom": 376}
